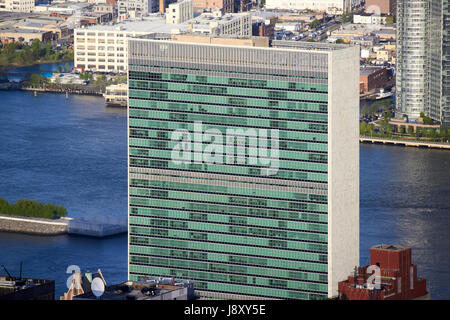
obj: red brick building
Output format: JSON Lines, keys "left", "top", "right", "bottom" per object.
{"left": 365, "top": 0, "right": 396, "bottom": 16}
{"left": 360, "top": 67, "right": 388, "bottom": 94}
{"left": 338, "top": 244, "right": 428, "bottom": 300}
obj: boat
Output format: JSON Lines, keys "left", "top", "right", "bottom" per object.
{"left": 374, "top": 88, "right": 394, "bottom": 100}
{"left": 103, "top": 83, "right": 127, "bottom": 107}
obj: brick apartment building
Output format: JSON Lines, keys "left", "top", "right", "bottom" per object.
{"left": 365, "top": 0, "right": 396, "bottom": 16}
{"left": 338, "top": 244, "right": 428, "bottom": 300}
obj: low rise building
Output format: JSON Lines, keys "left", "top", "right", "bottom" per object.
{"left": 94, "top": 3, "right": 117, "bottom": 17}
{"left": 251, "top": 12, "right": 277, "bottom": 38}
{"left": 365, "top": 0, "right": 396, "bottom": 16}
{"left": 359, "top": 66, "right": 388, "bottom": 93}
{"left": 192, "top": 0, "right": 234, "bottom": 14}
{"left": 166, "top": 0, "right": 193, "bottom": 24}
{"left": 373, "top": 28, "right": 395, "bottom": 41}
{"left": 118, "top": 0, "right": 159, "bottom": 19}
{"left": 0, "top": 27, "right": 53, "bottom": 43}
{"left": 0, "top": 0, "right": 34, "bottom": 13}
{"left": 353, "top": 13, "right": 387, "bottom": 25}
{"left": 73, "top": 278, "right": 195, "bottom": 300}
{"left": 13, "top": 16, "right": 73, "bottom": 40}
{"left": 159, "top": 0, "right": 177, "bottom": 13}
{"left": 0, "top": 275, "right": 54, "bottom": 300}
{"left": 338, "top": 244, "right": 428, "bottom": 300}
{"left": 74, "top": 11, "right": 251, "bottom": 72}
{"left": 265, "top": 0, "right": 351, "bottom": 14}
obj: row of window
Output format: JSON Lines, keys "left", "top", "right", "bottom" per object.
{"left": 129, "top": 257, "right": 327, "bottom": 285}
{"left": 129, "top": 265, "right": 328, "bottom": 294}
{"left": 129, "top": 178, "right": 327, "bottom": 203}
{"left": 129, "top": 203, "right": 328, "bottom": 224}
{"left": 129, "top": 157, "right": 328, "bottom": 182}
{"left": 129, "top": 245, "right": 327, "bottom": 273}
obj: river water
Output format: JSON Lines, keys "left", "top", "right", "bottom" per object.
{"left": 0, "top": 68, "right": 449, "bottom": 298}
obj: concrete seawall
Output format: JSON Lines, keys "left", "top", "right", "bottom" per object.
{"left": 0, "top": 214, "right": 127, "bottom": 237}
{"left": 0, "top": 214, "right": 69, "bottom": 235}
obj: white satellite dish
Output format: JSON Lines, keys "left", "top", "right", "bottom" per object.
{"left": 91, "top": 277, "right": 105, "bottom": 298}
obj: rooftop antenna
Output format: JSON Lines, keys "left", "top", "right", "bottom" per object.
{"left": 353, "top": 266, "right": 358, "bottom": 287}
{"left": 1, "top": 265, "right": 13, "bottom": 278}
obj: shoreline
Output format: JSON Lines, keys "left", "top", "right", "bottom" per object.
{"left": 0, "top": 58, "right": 73, "bottom": 72}
{"left": 0, "top": 213, "right": 70, "bottom": 235}
{"left": 360, "top": 136, "right": 450, "bottom": 150}
{"left": 0, "top": 213, "right": 127, "bottom": 237}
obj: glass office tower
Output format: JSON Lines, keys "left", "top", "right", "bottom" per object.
{"left": 396, "top": 0, "right": 450, "bottom": 125}
{"left": 127, "top": 39, "right": 359, "bottom": 299}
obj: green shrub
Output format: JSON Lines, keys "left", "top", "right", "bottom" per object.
{"left": 0, "top": 197, "right": 67, "bottom": 219}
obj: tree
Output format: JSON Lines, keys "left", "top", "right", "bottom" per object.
{"left": 30, "top": 73, "right": 46, "bottom": 88}
{"left": 342, "top": 13, "right": 353, "bottom": 24}
{"left": 385, "top": 16, "right": 395, "bottom": 24}
{"left": 310, "top": 19, "right": 321, "bottom": 29}
{"left": 44, "top": 41, "right": 51, "bottom": 58}
{"left": 31, "top": 39, "right": 42, "bottom": 59}
{"left": 361, "top": 106, "right": 369, "bottom": 116}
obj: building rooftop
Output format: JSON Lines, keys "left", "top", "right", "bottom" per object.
{"left": 272, "top": 40, "right": 353, "bottom": 51}
{"left": 0, "top": 276, "right": 54, "bottom": 299}
{"left": 0, "top": 27, "right": 50, "bottom": 34}
{"left": 73, "top": 278, "right": 195, "bottom": 300}
{"left": 372, "top": 244, "right": 409, "bottom": 251}
{"left": 78, "top": 12, "right": 250, "bottom": 34}
{"left": 360, "top": 66, "right": 386, "bottom": 76}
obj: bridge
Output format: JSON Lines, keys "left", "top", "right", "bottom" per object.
{"left": 360, "top": 136, "right": 450, "bottom": 150}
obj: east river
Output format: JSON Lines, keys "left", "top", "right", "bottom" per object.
{"left": 0, "top": 73, "right": 449, "bottom": 298}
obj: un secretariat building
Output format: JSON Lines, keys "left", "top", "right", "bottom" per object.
{"left": 126, "top": 36, "right": 360, "bottom": 300}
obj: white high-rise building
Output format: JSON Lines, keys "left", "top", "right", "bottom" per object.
{"left": 117, "top": 0, "right": 159, "bottom": 18}
{"left": 166, "top": 0, "right": 193, "bottom": 25}
{"left": 396, "top": 0, "right": 450, "bottom": 124}
{"left": 74, "top": 12, "right": 252, "bottom": 73}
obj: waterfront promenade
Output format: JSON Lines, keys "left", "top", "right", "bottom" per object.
{"left": 360, "top": 136, "right": 450, "bottom": 150}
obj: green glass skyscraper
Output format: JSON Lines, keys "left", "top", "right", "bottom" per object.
{"left": 127, "top": 38, "right": 359, "bottom": 299}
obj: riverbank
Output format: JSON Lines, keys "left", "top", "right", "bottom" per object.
{"left": 21, "top": 85, "right": 104, "bottom": 96}
{"left": 0, "top": 213, "right": 70, "bottom": 235}
{"left": 0, "top": 58, "right": 74, "bottom": 72}
{"left": 0, "top": 214, "right": 127, "bottom": 237}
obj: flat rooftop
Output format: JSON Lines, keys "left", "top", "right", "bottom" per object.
{"left": 372, "top": 244, "right": 409, "bottom": 251}
{"left": 0, "top": 27, "right": 49, "bottom": 34}
{"left": 74, "top": 279, "right": 194, "bottom": 300}
{"left": 78, "top": 12, "right": 250, "bottom": 34}
{"left": 0, "top": 276, "right": 54, "bottom": 296}
{"left": 360, "top": 66, "right": 386, "bottom": 75}
{"left": 272, "top": 39, "right": 353, "bottom": 51}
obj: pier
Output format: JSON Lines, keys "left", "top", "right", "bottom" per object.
{"left": 360, "top": 136, "right": 450, "bottom": 150}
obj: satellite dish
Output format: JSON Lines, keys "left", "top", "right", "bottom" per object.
{"left": 91, "top": 277, "right": 105, "bottom": 298}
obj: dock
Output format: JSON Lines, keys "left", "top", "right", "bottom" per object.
{"left": 360, "top": 136, "right": 450, "bottom": 150}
